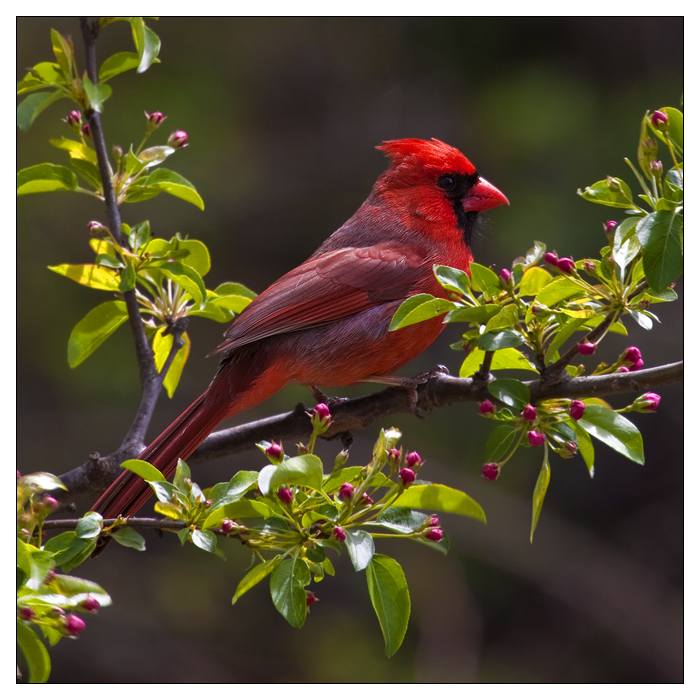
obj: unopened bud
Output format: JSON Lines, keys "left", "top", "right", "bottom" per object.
{"left": 604, "top": 220, "right": 617, "bottom": 236}
{"left": 622, "top": 346, "right": 644, "bottom": 371}
{"left": 650, "top": 160, "right": 663, "bottom": 175}
{"left": 556, "top": 257, "right": 575, "bottom": 274}
{"left": 361, "top": 492, "right": 373, "bottom": 505}
{"left": 633, "top": 392, "right": 661, "bottom": 413}
{"left": 499, "top": 268, "right": 513, "bottom": 286}
{"left": 522, "top": 404, "right": 537, "bottom": 422}
{"left": 63, "top": 614, "right": 86, "bottom": 638}
{"left": 63, "top": 110, "right": 81, "bottom": 128}
{"left": 87, "top": 220, "right": 105, "bottom": 234}
{"left": 563, "top": 441, "right": 578, "bottom": 456}
{"left": 584, "top": 261, "right": 597, "bottom": 273}
{"left": 334, "top": 450, "right": 349, "bottom": 469}
{"left": 651, "top": 110, "right": 668, "bottom": 127}
{"left": 333, "top": 526, "right": 347, "bottom": 542}
{"left": 80, "top": 596, "right": 100, "bottom": 613}
{"left": 425, "top": 528, "right": 444, "bottom": 542}
{"left": 42, "top": 496, "right": 59, "bottom": 511}
{"left": 544, "top": 251, "right": 559, "bottom": 266}
{"left": 617, "top": 366, "right": 630, "bottom": 373}
{"left": 221, "top": 519, "right": 235, "bottom": 533}
{"left": 606, "top": 176, "right": 621, "bottom": 192}
{"left": 481, "top": 463, "right": 499, "bottom": 481}
{"left": 81, "top": 123, "right": 91, "bottom": 137}
{"left": 145, "top": 111, "right": 166, "bottom": 129}
{"left": 277, "top": 487, "right": 293, "bottom": 504}
{"left": 569, "top": 400, "right": 586, "bottom": 422}
{"left": 527, "top": 431, "right": 546, "bottom": 447}
{"left": 265, "top": 441, "right": 284, "bottom": 461}
{"left": 387, "top": 448, "right": 401, "bottom": 463}
{"left": 479, "top": 400, "right": 495, "bottom": 415}
{"left": 310, "top": 403, "right": 332, "bottom": 433}
{"left": 578, "top": 342, "right": 596, "bottom": 356}
{"left": 338, "top": 482, "right": 354, "bottom": 502}
{"left": 399, "top": 467, "right": 416, "bottom": 485}
{"left": 306, "top": 591, "right": 319, "bottom": 607}
{"left": 43, "top": 570, "right": 56, "bottom": 585}
{"left": 405, "top": 451, "right": 422, "bottom": 469}
{"left": 18, "top": 607, "right": 34, "bottom": 621}
{"left": 167, "top": 130, "right": 188, "bottom": 149}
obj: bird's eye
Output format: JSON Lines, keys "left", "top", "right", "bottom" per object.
{"left": 438, "top": 175, "right": 457, "bottom": 191}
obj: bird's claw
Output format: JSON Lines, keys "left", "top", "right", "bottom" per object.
{"left": 309, "top": 385, "right": 349, "bottom": 408}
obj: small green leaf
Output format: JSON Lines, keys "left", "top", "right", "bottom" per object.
{"left": 153, "top": 329, "right": 191, "bottom": 397}
{"left": 17, "top": 91, "right": 64, "bottom": 131}
{"left": 487, "top": 378, "right": 530, "bottom": 410}
{"left": 67, "top": 301, "right": 129, "bottom": 367}
{"left": 389, "top": 294, "right": 455, "bottom": 331}
{"left": 258, "top": 455, "right": 323, "bottom": 496}
{"left": 484, "top": 304, "right": 518, "bottom": 332}
{"left": 50, "top": 29, "right": 72, "bottom": 76}
{"left": 111, "top": 527, "right": 146, "bottom": 550}
{"left": 530, "top": 452, "right": 551, "bottom": 542}
{"left": 17, "top": 163, "right": 77, "bottom": 194}
{"left": 485, "top": 425, "right": 520, "bottom": 463}
{"left": 478, "top": 329, "right": 523, "bottom": 351}
{"left": 578, "top": 177, "right": 636, "bottom": 209}
{"left": 148, "top": 480, "right": 181, "bottom": 504}
{"left": 375, "top": 507, "right": 426, "bottom": 533}
{"left": 444, "top": 304, "right": 501, "bottom": 324}
{"left": 99, "top": 52, "right": 141, "bottom": 81}
{"left": 172, "top": 239, "right": 211, "bottom": 276}
{"left": 48, "top": 263, "right": 120, "bottom": 291}
{"left": 71, "top": 159, "right": 104, "bottom": 190}
{"left": 18, "top": 472, "right": 66, "bottom": 494}
{"left": 121, "top": 459, "right": 165, "bottom": 482}
{"left": 232, "top": 555, "right": 282, "bottom": 604}
{"left": 49, "top": 137, "right": 98, "bottom": 164}
{"left": 118, "top": 259, "right": 136, "bottom": 292}
{"left": 512, "top": 241, "right": 547, "bottom": 269}
{"left": 534, "top": 277, "right": 585, "bottom": 307}
{"left": 577, "top": 404, "right": 644, "bottom": 464}
{"left": 209, "top": 471, "right": 259, "bottom": 510}
{"left": 519, "top": 267, "right": 553, "bottom": 296}
{"left": 17, "top": 620, "right": 51, "bottom": 683}
{"left": 392, "top": 483, "right": 485, "bottom": 523}
{"left": 76, "top": 512, "right": 103, "bottom": 539}
{"left": 140, "top": 168, "right": 204, "bottom": 210}
{"left": 214, "top": 282, "right": 257, "bottom": 299}
{"left": 209, "top": 294, "right": 254, "bottom": 314}
{"left": 570, "top": 421, "right": 595, "bottom": 477}
{"left": 344, "top": 529, "right": 375, "bottom": 571}
{"left": 160, "top": 262, "right": 207, "bottom": 307}
{"left": 82, "top": 77, "right": 112, "bottom": 113}
{"left": 17, "top": 62, "right": 65, "bottom": 93}
{"left": 544, "top": 317, "right": 587, "bottom": 364}
{"left": 640, "top": 209, "right": 683, "bottom": 292}
{"left": 366, "top": 555, "right": 411, "bottom": 657}
{"left": 270, "top": 557, "right": 311, "bottom": 628}
{"left": 469, "top": 263, "right": 501, "bottom": 296}
{"left": 433, "top": 265, "right": 470, "bottom": 296}
{"left": 191, "top": 529, "right": 217, "bottom": 553}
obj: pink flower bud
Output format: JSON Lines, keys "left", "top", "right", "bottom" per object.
{"left": 64, "top": 110, "right": 81, "bottom": 127}
{"left": 428, "top": 516, "right": 440, "bottom": 527}
{"left": 527, "top": 431, "right": 546, "bottom": 447}
{"left": 531, "top": 303, "right": 548, "bottom": 317}
{"left": 399, "top": 467, "right": 416, "bottom": 484}
{"left": 570, "top": 400, "right": 586, "bottom": 422}
{"left": 310, "top": 403, "right": 332, "bottom": 431}
{"left": 338, "top": 482, "right": 354, "bottom": 502}
{"left": 635, "top": 392, "right": 661, "bottom": 413}
{"left": 18, "top": 607, "right": 34, "bottom": 621}
{"left": 306, "top": 591, "right": 319, "bottom": 607}
{"left": 500, "top": 268, "right": 512, "bottom": 285}
{"left": 405, "top": 451, "right": 422, "bottom": 468}
{"left": 87, "top": 221, "right": 105, "bottom": 234}
{"left": 333, "top": 526, "right": 347, "bottom": 542}
{"left": 80, "top": 596, "right": 100, "bottom": 613}
{"left": 63, "top": 614, "right": 86, "bottom": 638}
{"left": 277, "top": 487, "right": 293, "bottom": 504}
{"left": 387, "top": 448, "right": 401, "bottom": 464}
{"left": 481, "top": 463, "right": 499, "bottom": 481}
{"left": 564, "top": 441, "right": 578, "bottom": 455}
{"left": 81, "top": 123, "right": 91, "bottom": 137}
{"left": 651, "top": 110, "right": 668, "bottom": 127}
{"left": 167, "top": 130, "right": 188, "bottom": 148}
{"left": 42, "top": 496, "right": 58, "bottom": 511}
{"left": 522, "top": 404, "right": 537, "bottom": 422}
{"left": 584, "top": 261, "right": 596, "bottom": 273}
{"left": 43, "top": 570, "right": 56, "bottom": 585}
{"left": 145, "top": 111, "right": 166, "bottom": 128}
{"left": 361, "top": 492, "right": 373, "bottom": 505}
{"left": 544, "top": 251, "right": 559, "bottom": 266}
{"left": 604, "top": 220, "right": 617, "bottom": 235}
{"left": 578, "top": 342, "right": 596, "bottom": 356}
{"left": 221, "top": 519, "right": 235, "bottom": 533}
{"left": 479, "top": 400, "right": 495, "bottom": 415}
{"left": 314, "top": 403, "right": 331, "bottom": 420}
{"left": 616, "top": 366, "right": 630, "bottom": 373}
{"left": 622, "top": 346, "right": 642, "bottom": 364}
{"left": 425, "top": 528, "right": 444, "bottom": 542}
{"left": 556, "top": 257, "right": 575, "bottom": 274}
{"left": 265, "top": 441, "right": 284, "bottom": 460}
{"left": 650, "top": 160, "right": 663, "bottom": 174}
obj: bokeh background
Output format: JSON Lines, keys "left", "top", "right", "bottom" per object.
{"left": 17, "top": 17, "right": 683, "bottom": 683}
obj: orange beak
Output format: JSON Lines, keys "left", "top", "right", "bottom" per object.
{"left": 462, "top": 176, "right": 509, "bottom": 212}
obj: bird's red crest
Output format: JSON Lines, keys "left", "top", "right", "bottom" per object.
{"left": 377, "top": 138, "right": 476, "bottom": 180}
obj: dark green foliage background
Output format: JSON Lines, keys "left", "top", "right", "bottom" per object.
{"left": 17, "top": 17, "right": 682, "bottom": 682}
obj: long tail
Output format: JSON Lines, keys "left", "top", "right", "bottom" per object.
{"left": 91, "top": 390, "right": 230, "bottom": 520}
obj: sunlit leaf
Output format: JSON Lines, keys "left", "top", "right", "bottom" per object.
{"left": 67, "top": 301, "right": 128, "bottom": 367}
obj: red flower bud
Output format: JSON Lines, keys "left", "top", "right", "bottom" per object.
{"left": 527, "top": 431, "right": 546, "bottom": 447}
{"left": 650, "top": 160, "right": 663, "bottom": 174}
{"left": 80, "top": 595, "right": 101, "bottom": 613}
{"left": 428, "top": 516, "right": 440, "bottom": 527}
{"left": 145, "top": 111, "right": 166, "bottom": 128}
{"left": 42, "top": 496, "right": 58, "bottom": 511}
{"left": 314, "top": 403, "right": 331, "bottom": 420}
{"left": 63, "top": 614, "right": 86, "bottom": 638}
{"left": 651, "top": 110, "right": 668, "bottom": 127}
{"left": 405, "top": 451, "right": 422, "bottom": 468}
{"left": 570, "top": 400, "right": 586, "bottom": 422}
{"left": 425, "top": 528, "right": 444, "bottom": 542}
{"left": 221, "top": 519, "right": 235, "bottom": 533}
{"left": 333, "top": 526, "right": 347, "bottom": 542}
{"left": 564, "top": 441, "right": 578, "bottom": 455}
{"left": 544, "top": 252, "right": 559, "bottom": 266}
{"left": 584, "top": 261, "right": 596, "bottom": 273}
{"left": 481, "top": 463, "right": 500, "bottom": 481}
{"left": 167, "top": 130, "right": 188, "bottom": 149}
{"left": 577, "top": 342, "right": 596, "bottom": 356}
{"left": 479, "top": 400, "right": 495, "bottom": 415}
{"left": 310, "top": 403, "right": 332, "bottom": 431}
{"left": 635, "top": 392, "right": 661, "bottom": 413}
{"left": 500, "top": 268, "right": 512, "bottom": 285}
{"left": 522, "top": 404, "right": 537, "bottom": 422}
{"left": 306, "top": 591, "right": 319, "bottom": 607}
{"left": 556, "top": 257, "right": 575, "bottom": 274}
{"left": 387, "top": 448, "right": 401, "bottom": 464}
{"left": 64, "top": 110, "right": 81, "bottom": 127}
{"left": 81, "top": 123, "right": 91, "bottom": 137}
{"left": 87, "top": 220, "right": 105, "bottom": 234}
{"left": 338, "top": 482, "right": 354, "bottom": 502}
{"left": 265, "top": 441, "right": 284, "bottom": 460}
{"left": 361, "top": 492, "right": 373, "bottom": 505}
{"left": 18, "top": 607, "right": 34, "bottom": 621}
{"left": 616, "top": 366, "right": 630, "bottom": 373}
{"left": 277, "top": 487, "right": 293, "bottom": 504}
{"left": 399, "top": 467, "right": 416, "bottom": 484}
{"left": 604, "top": 220, "right": 617, "bottom": 235}
{"left": 622, "top": 346, "right": 642, "bottom": 365}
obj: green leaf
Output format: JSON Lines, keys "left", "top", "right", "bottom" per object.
{"left": 578, "top": 177, "right": 636, "bottom": 209}
{"left": 433, "top": 265, "right": 470, "bottom": 296}
{"left": 67, "top": 301, "right": 129, "bottom": 368}
{"left": 444, "top": 304, "right": 501, "bottom": 324}
{"left": 70, "top": 159, "right": 103, "bottom": 190}
{"left": 232, "top": 555, "right": 282, "bottom": 604}
{"left": 530, "top": 452, "right": 551, "bottom": 542}
{"left": 99, "top": 52, "right": 141, "bottom": 81}
{"left": 140, "top": 168, "right": 204, "bottom": 210}
{"left": 477, "top": 330, "right": 523, "bottom": 351}
{"left": 629, "top": 309, "right": 653, "bottom": 330}
{"left": 392, "top": 483, "right": 485, "bottom": 523}
{"left": 366, "top": 555, "right": 411, "bottom": 657}
{"left": 459, "top": 348, "right": 485, "bottom": 378}
{"left": 487, "top": 378, "right": 530, "bottom": 410}
{"left": 17, "top": 62, "right": 65, "bottom": 93}
{"left": 389, "top": 294, "right": 455, "bottom": 331}
{"left": 119, "top": 259, "right": 136, "bottom": 292}
{"left": 534, "top": 277, "right": 585, "bottom": 307}
{"left": 49, "top": 137, "right": 98, "bottom": 164}
{"left": 469, "top": 263, "right": 501, "bottom": 296}
{"left": 519, "top": 267, "right": 553, "bottom": 296}
{"left": 490, "top": 347, "right": 537, "bottom": 372}
{"left": 322, "top": 466, "right": 364, "bottom": 494}
{"left": 48, "top": 263, "right": 120, "bottom": 291}
{"left": 121, "top": 459, "right": 165, "bottom": 482}
{"left": 160, "top": 262, "right": 207, "bottom": 307}
{"left": 153, "top": 329, "right": 191, "bottom": 397}
{"left": 344, "top": 529, "right": 375, "bottom": 571}
{"left": 485, "top": 425, "right": 520, "bottom": 463}
{"left": 50, "top": 29, "right": 72, "bottom": 76}
{"left": 17, "top": 163, "right": 77, "bottom": 194}
{"left": 209, "top": 294, "right": 254, "bottom": 314}
{"left": 270, "top": 557, "right": 311, "bottom": 628}
{"left": 577, "top": 404, "right": 644, "bottom": 464}
{"left": 17, "top": 90, "right": 64, "bottom": 131}
{"left": 208, "top": 498, "right": 273, "bottom": 526}
{"left": 18, "top": 472, "right": 66, "bottom": 494}
{"left": 17, "top": 620, "right": 51, "bottom": 683}
{"left": 209, "top": 471, "right": 259, "bottom": 510}
{"left": 191, "top": 529, "right": 217, "bottom": 553}
{"left": 111, "top": 527, "right": 146, "bottom": 551}
{"left": 640, "top": 210, "right": 683, "bottom": 292}
{"left": 173, "top": 239, "right": 211, "bottom": 276}
{"left": 613, "top": 219, "right": 641, "bottom": 279}
{"left": 484, "top": 304, "right": 519, "bottom": 332}
{"left": 544, "top": 317, "right": 587, "bottom": 364}
{"left": 258, "top": 455, "right": 323, "bottom": 496}
{"left": 374, "top": 507, "right": 425, "bottom": 533}
{"left": 82, "top": 77, "right": 112, "bottom": 113}
{"left": 148, "top": 480, "right": 181, "bottom": 504}
{"left": 570, "top": 421, "right": 595, "bottom": 477}
{"left": 138, "top": 24, "right": 161, "bottom": 73}
{"left": 76, "top": 512, "right": 103, "bottom": 539}
{"left": 512, "top": 241, "right": 547, "bottom": 269}
{"left": 130, "top": 221, "right": 151, "bottom": 251}
{"left": 215, "top": 282, "right": 257, "bottom": 300}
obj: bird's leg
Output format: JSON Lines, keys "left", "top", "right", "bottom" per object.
{"left": 365, "top": 365, "right": 450, "bottom": 418}
{"left": 309, "top": 385, "right": 349, "bottom": 408}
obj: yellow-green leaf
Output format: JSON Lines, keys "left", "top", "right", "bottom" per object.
{"left": 48, "top": 264, "right": 120, "bottom": 291}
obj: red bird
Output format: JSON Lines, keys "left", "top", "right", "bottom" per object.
{"left": 91, "top": 138, "right": 508, "bottom": 520}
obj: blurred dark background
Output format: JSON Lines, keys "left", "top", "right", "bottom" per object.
{"left": 17, "top": 17, "right": 683, "bottom": 683}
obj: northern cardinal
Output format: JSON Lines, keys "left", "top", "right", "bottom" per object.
{"left": 91, "top": 138, "right": 508, "bottom": 521}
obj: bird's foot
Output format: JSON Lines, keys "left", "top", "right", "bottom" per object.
{"left": 309, "top": 385, "right": 349, "bottom": 408}
{"left": 365, "top": 366, "right": 449, "bottom": 418}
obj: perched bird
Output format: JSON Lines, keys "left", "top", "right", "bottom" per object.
{"left": 91, "top": 138, "right": 508, "bottom": 521}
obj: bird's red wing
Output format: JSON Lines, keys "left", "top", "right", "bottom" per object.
{"left": 210, "top": 244, "right": 428, "bottom": 356}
